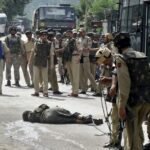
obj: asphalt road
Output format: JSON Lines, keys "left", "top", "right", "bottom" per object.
{"left": 0, "top": 35, "right": 149, "bottom": 150}
{"left": 0, "top": 73, "right": 112, "bottom": 150}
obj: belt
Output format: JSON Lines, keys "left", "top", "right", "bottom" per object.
{"left": 72, "top": 54, "right": 79, "bottom": 56}
{"left": 83, "top": 56, "right": 89, "bottom": 57}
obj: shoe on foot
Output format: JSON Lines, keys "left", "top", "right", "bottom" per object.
{"left": 103, "top": 142, "right": 114, "bottom": 148}
{"left": 43, "top": 93, "right": 48, "bottom": 97}
{"left": 5, "top": 80, "right": 11, "bottom": 86}
{"left": 15, "top": 81, "right": 21, "bottom": 87}
{"left": 68, "top": 93, "right": 78, "bottom": 97}
{"left": 92, "top": 92, "right": 102, "bottom": 97}
{"left": 53, "top": 91, "right": 63, "bottom": 95}
{"left": 31, "top": 93, "right": 39, "bottom": 97}
{"left": 79, "top": 91, "right": 86, "bottom": 94}
{"left": 93, "top": 119, "right": 103, "bottom": 125}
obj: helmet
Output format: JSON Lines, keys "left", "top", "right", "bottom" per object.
{"left": 9, "top": 26, "right": 17, "bottom": 32}
{"left": 56, "top": 32, "right": 62, "bottom": 37}
{"left": 95, "top": 47, "right": 112, "bottom": 64}
{"left": 113, "top": 32, "right": 131, "bottom": 50}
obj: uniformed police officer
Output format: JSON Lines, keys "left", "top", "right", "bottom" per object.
{"left": 79, "top": 28, "right": 100, "bottom": 96}
{"left": 24, "top": 30, "right": 35, "bottom": 86}
{"left": 64, "top": 30, "right": 82, "bottom": 97}
{"left": 113, "top": 33, "right": 150, "bottom": 150}
{"left": 47, "top": 32, "right": 62, "bottom": 95}
{"left": 31, "top": 30, "right": 51, "bottom": 97}
{"left": 95, "top": 47, "right": 120, "bottom": 148}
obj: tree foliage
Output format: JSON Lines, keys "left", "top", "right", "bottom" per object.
{"left": 76, "top": 0, "right": 119, "bottom": 21}
{"left": 0, "top": 0, "right": 31, "bottom": 20}
{"left": 90, "top": 0, "right": 118, "bottom": 20}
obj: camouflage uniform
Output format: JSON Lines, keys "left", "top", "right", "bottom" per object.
{"left": 5, "top": 34, "right": 24, "bottom": 85}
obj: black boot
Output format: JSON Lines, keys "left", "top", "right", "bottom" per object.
{"left": 60, "top": 75, "right": 64, "bottom": 83}
{"left": 15, "top": 80, "right": 21, "bottom": 87}
{"left": 5, "top": 80, "right": 11, "bottom": 86}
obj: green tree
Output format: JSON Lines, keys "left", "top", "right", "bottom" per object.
{"left": 0, "top": 0, "right": 31, "bottom": 20}
{"left": 90, "top": 0, "right": 119, "bottom": 20}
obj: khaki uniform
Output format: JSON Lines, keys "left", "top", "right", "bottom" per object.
{"left": 54, "top": 38, "right": 64, "bottom": 80}
{"left": 24, "top": 38, "right": 35, "bottom": 84}
{"left": 0, "top": 42, "right": 9, "bottom": 93}
{"left": 32, "top": 40, "right": 51, "bottom": 94}
{"left": 20, "top": 39, "right": 30, "bottom": 86}
{"left": 65, "top": 37, "right": 82, "bottom": 95}
{"left": 79, "top": 36, "right": 99, "bottom": 93}
{"left": 48, "top": 41, "right": 59, "bottom": 92}
{"left": 5, "top": 35, "right": 24, "bottom": 82}
{"left": 115, "top": 48, "right": 150, "bottom": 150}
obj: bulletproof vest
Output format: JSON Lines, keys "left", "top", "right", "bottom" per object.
{"left": 89, "top": 41, "right": 98, "bottom": 63}
{"left": 121, "top": 51, "right": 150, "bottom": 106}
{"left": 0, "top": 41, "right": 4, "bottom": 59}
{"left": 5, "top": 36, "right": 21, "bottom": 54}
{"left": 34, "top": 41, "right": 51, "bottom": 67}
{"left": 63, "top": 38, "right": 76, "bottom": 62}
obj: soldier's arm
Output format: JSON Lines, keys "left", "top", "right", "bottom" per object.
{"left": 20, "top": 39, "right": 26, "bottom": 55}
{"left": 3, "top": 42, "right": 10, "bottom": 62}
{"left": 116, "top": 56, "right": 131, "bottom": 119}
{"left": 50, "top": 42, "right": 54, "bottom": 69}
{"left": 29, "top": 43, "right": 36, "bottom": 64}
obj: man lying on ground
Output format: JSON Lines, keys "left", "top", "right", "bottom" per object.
{"left": 22, "top": 104, "right": 103, "bottom": 125}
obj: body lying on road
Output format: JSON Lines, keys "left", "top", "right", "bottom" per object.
{"left": 22, "top": 104, "right": 103, "bottom": 125}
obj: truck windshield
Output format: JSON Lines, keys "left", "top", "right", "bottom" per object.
{"left": 39, "top": 7, "right": 75, "bottom": 21}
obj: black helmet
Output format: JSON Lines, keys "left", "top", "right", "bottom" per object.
{"left": 113, "top": 32, "right": 131, "bottom": 50}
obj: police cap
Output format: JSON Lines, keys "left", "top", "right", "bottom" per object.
{"left": 66, "top": 30, "right": 72, "bottom": 33}
{"left": 79, "top": 28, "right": 85, "bottom": 32}
{"left": 25, "top": 30, "right": 32, "bottom": 35}
{"left": 56, "top": 32, "right": 62, "bottom": 37}
{"left": 40, "top": 30, "right": 48, "bottom": 35}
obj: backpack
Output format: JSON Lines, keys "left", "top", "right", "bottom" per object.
{"left": 121, "top": 51, "right": 150, "bottom": 106}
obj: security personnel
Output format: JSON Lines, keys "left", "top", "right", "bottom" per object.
{"left": 113, "top": 33, "right": 150, "bottom": 150}
{"left": 0, "top": 40, "right": 10, "bottom": 95}
{"left": 16, "top": 31, "right": 30, "bottom": 87}
{"left": 24, "top": 30, "right": 35, "bottom": 86}
{"left": 88, "top": 32, "right": 99, "bottom": 91}
{"left": 79, "top": 28, "right": 100, "bottom": 96}
{"left": 31, "top": 30, "right": 51, "bottom": 97}
{"left": 5, "top": 26, "right": 24, "bottom": 87}
{"left": 95, "top": 47, "right": 120, "bottom": 148}
{"left": 64, "top": 30, "right": 82, "bottom": 97}
{"left": 47, "top": 32, "right": 62, "bottom": 95}
{"left": 54, "top": 32, "right": 64, "bottom": 83}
